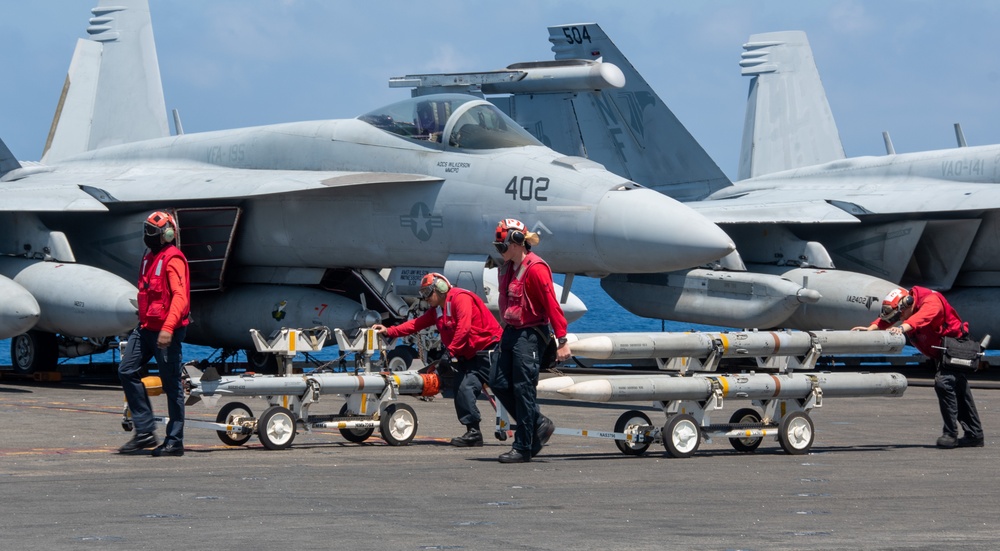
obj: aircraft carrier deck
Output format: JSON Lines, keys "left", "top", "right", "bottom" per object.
{"left": 1, "top": 377, "right": 997, "bottom": 549}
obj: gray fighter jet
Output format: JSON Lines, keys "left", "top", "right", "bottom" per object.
{"left": 0, "top": 5, "right": 733, "bottom": 373}
{"left": 395, "top": 24, "right": 1000, "bottom": 338}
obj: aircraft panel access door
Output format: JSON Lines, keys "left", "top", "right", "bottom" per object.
{"left": 174, "top": 207, "right": 241, "bottom": 291}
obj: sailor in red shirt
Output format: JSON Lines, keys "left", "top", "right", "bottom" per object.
{"left": 373, "top": 273, "right": 501, "bottom": 447}
{"left": 118, "top": 211, "right": 191, "bottom": 457}
{"left": 854, "top": 286, "right": 984, "bottom": 448}
{"left": 489, "top": 219, "right": 570, "bottom": 463}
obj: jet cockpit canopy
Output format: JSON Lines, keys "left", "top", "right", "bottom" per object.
{"left": 358, "top": 94, "right": 542, "bottom": 150}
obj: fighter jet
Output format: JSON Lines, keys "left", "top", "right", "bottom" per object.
{"left": 394, "top": 24, "right": 1000, "bottom": 338}
{"left": 0, "top": 4, "right": 733, "bottom": 373}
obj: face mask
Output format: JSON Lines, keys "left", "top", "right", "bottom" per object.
{"left": 144, "top": 233, "right": 164, "bottom": 251}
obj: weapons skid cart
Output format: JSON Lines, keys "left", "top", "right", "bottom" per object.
{"left": 126, "top": 327, "right": 439, "bottom": 450}
{"left": 526, "top": 330, "right": 909, "bottom": 458}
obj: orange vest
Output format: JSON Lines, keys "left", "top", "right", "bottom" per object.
{"left": 137, "top": 245, "right": 190, "bottom": 331}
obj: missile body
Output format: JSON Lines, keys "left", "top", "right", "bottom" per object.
{"left": 0, "top": 274, "right": 41, "bottom": 338}
{"left": 191, "top": 370, "right": 439, "bottom": 399}
{"left": 556, "top": 371, "right": 907, "bottom": 403}
{"left": 567, "top": 329, "right": 905, "bottom": 361}
{"left": 186, "top": 285, "right": 380, "bottom": 349}
{"left": 0, "top": 257, "right": 137, "bottom": 337}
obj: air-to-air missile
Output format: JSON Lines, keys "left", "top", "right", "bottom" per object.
{"left": 0, "top": 257, "right": 137, "bottom": 337}
{"left": 189, "top": 369, "right": 439, "bottom": 400}
{"left": 566, "top": 328, "right": 905, "bottom": 360}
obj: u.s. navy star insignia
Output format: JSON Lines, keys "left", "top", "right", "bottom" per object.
{"left": 400, "top": 202, "right": 443, "bottom": 241}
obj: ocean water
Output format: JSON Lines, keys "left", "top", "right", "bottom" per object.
{"left": 0, "top": 275, "right": 924, "bottom": 367}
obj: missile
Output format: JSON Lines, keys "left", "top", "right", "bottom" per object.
{"left": 556, "top": 371, "right": 908, "bottom": 403}
{"left": 0, "top": 257, "right": 137, "bottom": 337}
{"left": 186, "top": 285, "right": 381, "bottom": 349}
{"left": 0, "top": 274, "right": 41, "bottom": 338}
{"left": 601, "top": 268, "right": 821, "bottom": 329}
{"left": 385, "top": 266, "right": 588, "bottom": 323}
{"left": 536, "top": 374, "right": 612, "bottom": 396}
{"left": 566, "top": 329, "right": 905, "bottom": 361}
{"left": 190, "top": 370, "right": 440, "bottom": 399}
{"left": 389, "top": 60, "right": 625, "bottom": 95}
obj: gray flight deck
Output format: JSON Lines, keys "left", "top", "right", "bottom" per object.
{"left": 0, "top": 378, "right": 996, "bottom": 550}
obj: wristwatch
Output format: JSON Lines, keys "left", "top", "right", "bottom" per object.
{"left": 557, "top": 336, "right": 568, "bottom": 347}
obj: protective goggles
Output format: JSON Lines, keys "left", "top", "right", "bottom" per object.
{"left": 144, "top": 223, "right": 164, "bottom": 237}
{"left": 418, "top": 286, "right": 434, "bottom": 299}
{"left": 493, "top": 241, "right": 508, "bottom": 255}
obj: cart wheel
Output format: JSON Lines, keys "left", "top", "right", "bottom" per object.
{"left": 614, "top": 409, "right": 652, "bottom": 456}
{"left": 338, "top": 403, "right": 375, "bottom": 443}
{"left": 778, "top": 411, "right": 814, "bottom": 455}
{"left": 494, "top": 430, "right": 507, "bottom": 442}
{"left": 663, "top": 413, "right": 700, "bottom": 458}
{"left": 380, "top": 403, "right": 418, "bottom": 446}
{"left": 121, "top": 402, "right": 134, "bottom": 432}
{"left": 385, "top": 346, "right": 415, "bottom": 372}
{"left": 216, "top": 402, "right": 254, "bottom": 446}
{"left": 258, "top": 406, "right": 296, "bottom": 450}
{"left": 728, "top": 407, "right": 764, "bottom": 453}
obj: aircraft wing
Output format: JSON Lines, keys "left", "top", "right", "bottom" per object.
{"left": 689, "top": 199, "right": 861, "bottom": 224}
{"left": 1, "top": 166, "right": 443, "bottom": 208}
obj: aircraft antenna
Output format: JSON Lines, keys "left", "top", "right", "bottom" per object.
{"left": 172, "top": 109, "right": 185, "bottom": 135}
{"left": 954, "top": 123, "right": 967, "bottom": 147}
{"left": 882, "top": 131, "right": 895, "bottom": 155}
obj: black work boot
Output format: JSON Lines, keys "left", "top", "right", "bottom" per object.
{"left": 937, "top": 434, "right": 958, "bottom": 449}
{"left": 450, "top": 426, "right": 484, "bottom": 447}
{"left": 957, "top": 434, "right": 985, "bottom": 448}
{"left": 119, "top": 432, "right": 157, "bottom": 454}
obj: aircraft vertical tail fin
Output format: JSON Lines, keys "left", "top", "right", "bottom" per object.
{"left": 0, "top": 137, "right": 23, "bottom": 179}
{"left": 42, "top": 0, "right": 168, "bottom": 163}
{"left": 505, "top": 23, "right": 731, "bottom": 201}
{"left": 737, "top": 31, "right": 845, "bottom": 180}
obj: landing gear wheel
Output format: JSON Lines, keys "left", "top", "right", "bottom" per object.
{"left": 258, "top": 406, "right": 296, "bottom": 450}
{"left": 216, "top": 402, "right": 254, "bottom": 446}
{"left": 778, "top": 411, "right": 814, "bottom": 455}
{"left": 244, "top": 348, "right": 279, "bottom": 374}
{"left": 663, "top": 413, "right": 700, "bottom": 458}
{"left": 10, "top": 330, "right": 58, "bottom": 375}
{"left": 380, "top": 403, "right": 417, "bottom": 446}
{"left": 728, "top": 408, "right": 764, "bottom": 453}
{"left": 338, "top": 403, "right": 374, "bottom": 443}
{"left": 614, "top": 409, "right": 652, "bottom": 456}
{"left": 385, "top": 346, "right": 415, "bottom": 372}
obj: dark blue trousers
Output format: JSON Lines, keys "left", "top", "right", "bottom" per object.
{"left": 452, "top": 346, "right": 495, "bottom": 428}
{"left": 934, "top": 368, "right": 983, "bottom": 439}
{"left": 490, "top": 327, "right": 545, "bottom": 453}
{"left": 118, "top": 326, "right": 187, "bottom": 446}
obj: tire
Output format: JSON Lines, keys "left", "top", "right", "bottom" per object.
{"left": 216, "top": 402, "right": 254, "bottom": 446}
{"left": 778, "top": 411, "right": 815, "bottom": 455}
{"left": 614, "top": 410, "right": 652, "bottom": 456}
{"left": 10, "top": 330, "right": 58, "bottom": 375}
{"left": 338, "top": 403, "right": 374, "bottom": 443}
{"left": 385, "top": 346, "right": 415, "bottom": 372}
{"left": 258, "top": 406, "right": 296, "bottom": 450}
{"left": 663, "top": 413, "right": 700, "bottom": 458}
{"left": 244, "top": 348, "right": 279, "bottom": 374}
{"left": 380, "top": 403, "right": 418, "bottom": 446}
{"left": 728, "top": 407, "right": 764, "bottom": 453}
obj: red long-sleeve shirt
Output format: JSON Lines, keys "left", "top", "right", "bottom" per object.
{"left": 498, "top": 253, "right": 568, "bottom": 339}
{"left": 385, "top": 288, "right": 501, "bottom": 360}
{"left": 873, "top": 286, "right": 967, "bottom": 359}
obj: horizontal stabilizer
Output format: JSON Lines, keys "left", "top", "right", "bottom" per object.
{"left": 0, "top": 137, "right": 21, "bottom": 178}
{"left": 691, "top": 200, "right": 860, "bottom": 224}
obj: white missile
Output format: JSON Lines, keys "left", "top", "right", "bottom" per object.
{"left": 389, "top": 60, "right": 625, "bottom": 95}
{"left": 0, "top": 274, "right": 41, "bottom": 338}
{"left": 567, "top": 329, "right": 905, "bottom": 361}
{"left": 556, "top": 371, "right": 908, "bottom": 403}
{"left": 191, "top": 370, "right": 440, "bottom": 399}
{"left": 0, "top": 257, "right": 137, "bottom": 337}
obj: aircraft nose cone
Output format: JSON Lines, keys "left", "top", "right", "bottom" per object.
{"left": 594, "top": 188, "right": 734, "bottom": 273}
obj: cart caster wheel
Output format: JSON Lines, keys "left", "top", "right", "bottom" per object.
{"left": 494, "top": 430, "right": 507, "bottom": 441}
{"left": 338, "top": 403, "right": 375, "bottom": 443}
{"left": 216, "top": 401, "right": 254, "bottom": 446}
{"left": 258, "top": 405, "right": 296, "bottom": 450}
{"left": 614, "top": 409, "right": 652, "bottom": 456}
{"left": 380, "top": 403, "right": 417, "bottom": 446}
{"left": 728, "top": 407, "right": 764, "bottom": 453}
{"left": 663, "top": 413, "right": 700, "bottom": 458}
{"left": 121, "top": 419, "right": 134, "bottom": 432}
{"left": 779, "top": 411, "right": 814, "bottom": 455}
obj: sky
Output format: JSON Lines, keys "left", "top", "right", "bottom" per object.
{"left": 1, "top": 1, "right": 999, "bottom": 182}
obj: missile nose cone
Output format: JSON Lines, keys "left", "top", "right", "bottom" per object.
{"left": 594, "top": 189, "right": 734, "bottom": 273}
{"left": 557, "top": 379, "right": 613, "bottom": 402}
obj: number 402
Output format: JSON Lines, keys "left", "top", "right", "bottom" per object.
{"left": 505, "top": 176, "right": 550, "bottom": 201}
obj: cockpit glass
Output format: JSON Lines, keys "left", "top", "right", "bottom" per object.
{"left": 358, "top": 94, "right": 542, "bottom": 149}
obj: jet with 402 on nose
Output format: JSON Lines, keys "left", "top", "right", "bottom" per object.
{"left": 0, "top": 0, "right": 733, "bottom": 373}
